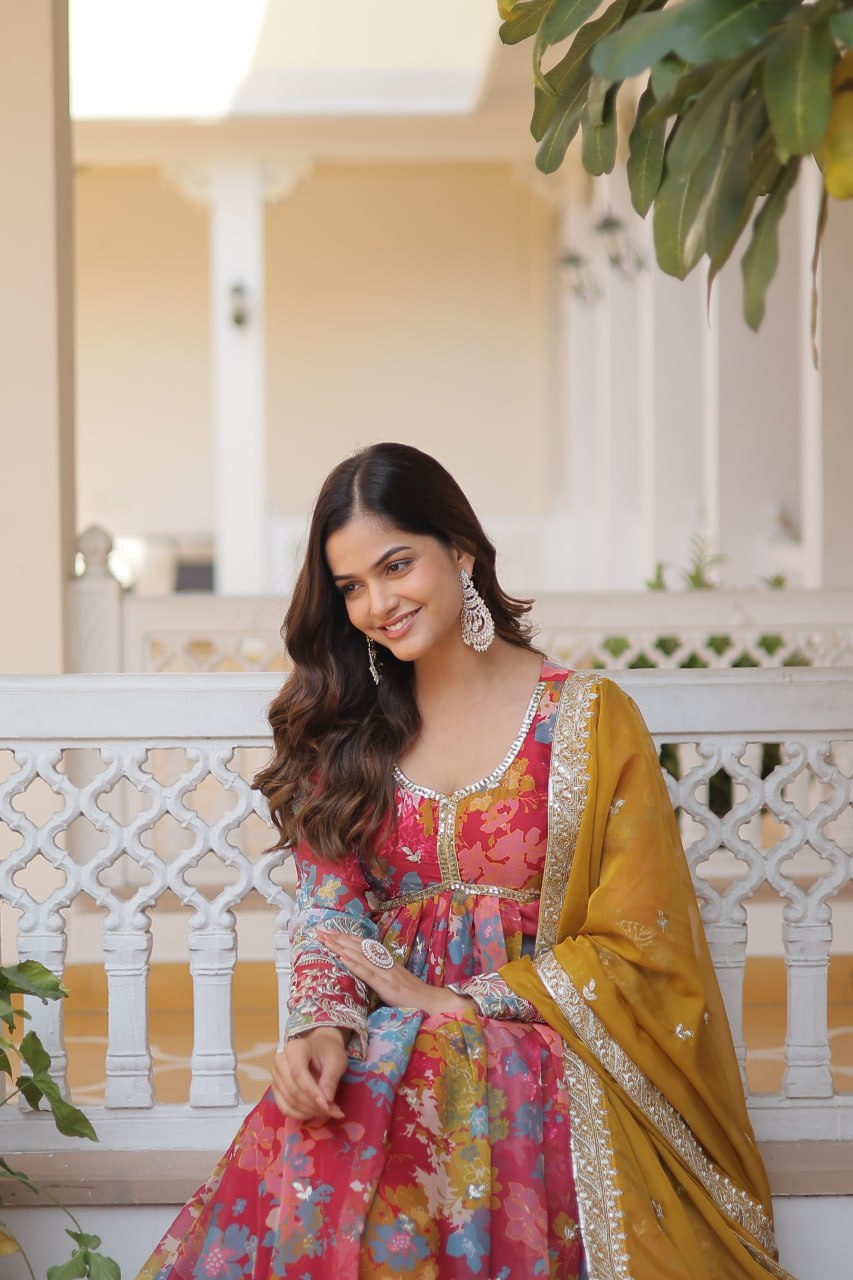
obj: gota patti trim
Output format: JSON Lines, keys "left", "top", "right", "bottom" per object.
{"left": 376, "top": 881, "right": 541, "bottom": 913}
{"left": 394, "top": 679, "right": 547, "bottom": 884}
{"left": 535, "top": 671, "right": 600, "bottom": 956}
{"left": 537, "top": 950, "right": 777, "bottom": 1257}
{"left": 562, "top": 1046, "right": 632, "bottom": 1280}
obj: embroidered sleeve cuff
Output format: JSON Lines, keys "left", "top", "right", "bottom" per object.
{"left": 448, "top": 972, "right": 542, "bottom": 1021}
{"left": 283, "top": 1006, "right": 370, "bottom": 1061}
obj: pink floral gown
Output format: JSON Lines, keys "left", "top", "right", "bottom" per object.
{"left": 138, "top": 662, "right": 586, "bottom": 1280}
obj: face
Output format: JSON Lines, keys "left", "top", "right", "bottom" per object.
{"left": 325, "top": 516, "right": 474, "bottom": 664}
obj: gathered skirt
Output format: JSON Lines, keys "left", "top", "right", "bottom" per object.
{"left": 137, "top": 1007, "right": 585, "bottom": 1279}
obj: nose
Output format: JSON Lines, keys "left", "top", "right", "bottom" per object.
{"left": 367, "top": 577, "right": 399, "bottom": 620}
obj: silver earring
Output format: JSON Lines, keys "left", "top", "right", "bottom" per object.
{"left": 367, "top": 636, "right": 381, "bottom": 684}
{"left": 459, "top": 568, "right": 495, "bottom": 652}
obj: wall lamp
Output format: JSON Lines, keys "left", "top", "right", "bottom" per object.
{"left": 229, "top": 283, "right": 249, "bottom": 327}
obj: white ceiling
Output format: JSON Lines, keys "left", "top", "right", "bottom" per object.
{"left": 69, "top": 0, "right": 501, "bottom": 120}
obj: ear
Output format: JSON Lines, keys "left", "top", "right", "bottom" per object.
{"left": 451, "top": 545, "right": 475, "bottom": 577}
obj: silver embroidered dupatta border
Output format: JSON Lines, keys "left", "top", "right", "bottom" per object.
{"left": 534, "top": 673, "right": 783, "bottom": 1277}
{"left": 535, "top": 672, "right": 631, "bottom": 1280}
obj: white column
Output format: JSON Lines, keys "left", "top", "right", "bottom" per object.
{"left": 798, "top": 161, "right": 824, "bottom": 588}
{"left": 0, "top": 0, "right": 76, "bottom": 671}
{"left": 208, "top": 160, "right": 268, "bottom": 595}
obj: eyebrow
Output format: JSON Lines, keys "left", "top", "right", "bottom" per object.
{"left": 332, "top": 545, "right": 414, "bottom": 582}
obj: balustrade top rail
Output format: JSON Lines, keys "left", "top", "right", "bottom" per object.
{"left": 1, "top": 668, "right": 852, "bottom": 1181}
{"left": 65, "top": 579, "right": 853, "bottom": 672}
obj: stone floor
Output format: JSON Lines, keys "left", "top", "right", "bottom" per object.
{"left": 59, "top": 958, "right": 853, "bottom": 1106}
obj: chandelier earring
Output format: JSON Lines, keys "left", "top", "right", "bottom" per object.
{"left": 366, "top": 636, "right": 381, "bottom": 685}
{"left": 459, "top": 568, "right": 495, "bottom": 652}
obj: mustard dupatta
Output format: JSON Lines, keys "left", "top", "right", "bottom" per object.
{"left": 501, "top": 673, "right": 795, "bottom": 1280}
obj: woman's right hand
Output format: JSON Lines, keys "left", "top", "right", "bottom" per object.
{"left": 271, "top": 1027, "right": 349, "bottom": 1122}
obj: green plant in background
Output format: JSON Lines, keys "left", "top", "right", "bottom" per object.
{"left": 0, "top": 962, "right": 121, "bottom": 1279}
{"left": 596, "top": 543, "right": 800, "bottom": 811}
{"left": 498, "top": 0, "right": 853, "bottom": 335}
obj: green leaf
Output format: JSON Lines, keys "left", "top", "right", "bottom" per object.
{"left": 628, "top": 84, "right": 667, "bottom": 214}
{"left": 829, "top": 10, "right": 853, "bottom": 45}
{"left": 536, "top": 88, "right": 587, "bottom": 170}
{"left": 499, "top": 0, "right": 553, "bottom": 45}
{"left": 741, "top": 158, "right": 801, "bottom": 329}
{"left": 653, "top": 123, "right": 726, "bottom": 276}
{"left": 706, "top": 94, "right": 768, "bottom": 268}
{"left": 673, "top": 0, "right": 793, "bottom": 65}
{"left": 541, "top": 0, "right": 605, "bottom": 45}
{"left": 0, "top": 1045, "right": 11, "bottom": 1076}
{"left": 530, "top": 0, "right": 633, "bottom": 140}
{"left": 645, "top": 62, "right": 718, "bottom": 125}
{"left": 0, "top": 962, "right": 67, "bottom": 1002}
{"left": 651, "top": 54, "right": 688, "bottom": 100}
{"left": 86, "top": 1252, "right": 122, "bottom": 1280}
{"left": 582, "top": 84, "right": 618, "bottom": 174}
{"left": 47, "top": 1250, "right": 88, "bottom": 1280}
{"left": 591, "top": 8, "right": 685, "bottom": 80}
{"left": 666, "top": 55, "right": 758, "bottom": 178}
{"left": 66, "top": 1231, "right": 103, "bottom": 1252}
{"left": 16, "top": 1074, "right": 45, "bottom": 1110}
{"left": 19, "top": 1029, "right": 51, "bottom": 1075}
{"left": 763, "top": 18, "right": 836, "bottom": 155}
{"left": 32, "top": 1073, "right": 98, "bottom": 1140}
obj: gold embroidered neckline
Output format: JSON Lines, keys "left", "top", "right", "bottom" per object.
{"left": 393, "top": 678, "right": 548, "bottom": 802}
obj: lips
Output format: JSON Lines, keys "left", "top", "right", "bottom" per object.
{"left": 380, "top": 608, "right": 420, "bottom": 638}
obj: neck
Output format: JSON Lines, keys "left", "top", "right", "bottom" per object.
{"left": 413, "top": 637, "right": 526, "bottom": 711}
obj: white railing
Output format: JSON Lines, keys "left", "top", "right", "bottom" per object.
{"left": 67, "top": 532, "right": 853, "bottom": 673}
{"left": 0, "top": 670, "right": 851, "bottom": 1199}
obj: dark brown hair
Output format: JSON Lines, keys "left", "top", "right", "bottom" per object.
{"left": 252, "top": 442, "right": 537, "bottom": 861}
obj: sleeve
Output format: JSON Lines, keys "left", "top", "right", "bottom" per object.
{"left": 284, "top": 842, "right": 379, "bottom": 1060}
{"left": 446, "top": 972, "right": 543, "bottom": 1021}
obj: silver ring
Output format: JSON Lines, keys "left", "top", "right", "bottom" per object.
{"left": 361, "top": 938, "right": 394, "bottom": 969}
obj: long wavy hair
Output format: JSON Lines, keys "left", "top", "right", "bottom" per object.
{"left": 252, "top": 442, "right": 538, "bottom": 862}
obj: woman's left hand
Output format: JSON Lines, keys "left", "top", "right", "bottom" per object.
{"left": 316, "top": 929, "right": 474, "bottom": 1016}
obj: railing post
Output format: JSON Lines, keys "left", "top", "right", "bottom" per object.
{"left": 18, "top": 930, "right": 68, "bottom": 1099}
{"left": 66, "top": 525, "right": 123, "bottom": 673}
{"left": 783, "top": 921, "right": 833, "bottom": 1098}
{"left": 704, "top": 921, "right": 748, "bottom": 1090}
{"left": 103, "top": 928, "right": 155, "bottom": 1107}
{"left": 188, "top": 929, "right": 239, "bottom": 1106}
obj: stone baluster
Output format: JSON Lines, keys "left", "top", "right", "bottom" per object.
{"left": 783, "top": 920, "right": 833, "bottom": 1098}
{"left": 188, "top": 928, "right": 239, "bottom": 1107}
{"left": 103, "top": 927, "right": 154, "bottom": 1108}
{"left": 704, "top": 921, "right": 748, "bottom": 1089}
{"left": 66, "top": 525, "right": 123, "bottom": 673}
{"left": 17, "top": 929, "right": 68, "bottom": 1100}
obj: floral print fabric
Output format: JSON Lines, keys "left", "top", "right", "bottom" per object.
{"left": 137, "top": 663, "right": 585, "bottom": 1279}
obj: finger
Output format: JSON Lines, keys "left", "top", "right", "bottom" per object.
{"left": 272, "top": 1055, "right": 324, "bottom": 1119}
{"left": 282, "top": 1045, "right": 334, "bottom": 1115}
{"left": 316, "top": 1054, "right": 347, "bottom": 1117}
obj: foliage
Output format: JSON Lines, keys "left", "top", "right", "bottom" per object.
{"left": 499, "top": 0, "right": 853, "bottom": 332}
{"left": 0, "top": 962, "right": 121, "bottom": 1279}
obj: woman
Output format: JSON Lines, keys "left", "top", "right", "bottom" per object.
{"left": 138, "top": 443, "right": 791, "bottom": 1280}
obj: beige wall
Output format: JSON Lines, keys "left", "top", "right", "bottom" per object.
{"left": 74, "top": 162, "right": 556, "bottom": 546}
{"left": 74, "top": 166, "right": 211, "bottom": 537}
{"left": 265, "top": 163, "right": 555, "bottom": 519}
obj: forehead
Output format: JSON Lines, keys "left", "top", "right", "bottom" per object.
{"left": 325, "top": 516, "right": 425, "bottom": 574}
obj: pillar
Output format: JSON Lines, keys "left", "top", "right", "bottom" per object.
{"left": 0, "top": 0, "right": 76, "bottom": 672}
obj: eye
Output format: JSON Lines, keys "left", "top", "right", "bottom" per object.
{"left": 386, "top": 559, "right": 412, "bottom": 575}
{"left": 338, "top": 581, "right": 361, "bottom": 596}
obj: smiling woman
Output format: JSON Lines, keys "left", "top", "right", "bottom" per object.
{"left": 136, "top": 444, "right": 793, "bottom": 1280}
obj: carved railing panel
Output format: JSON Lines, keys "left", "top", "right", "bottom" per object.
{"left": 1, "top": 670, "right": 851, "bottom": 1158}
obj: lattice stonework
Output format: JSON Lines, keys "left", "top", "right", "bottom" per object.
{"left": 0, "top": 672, "right": 851, "bottom": 1153}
